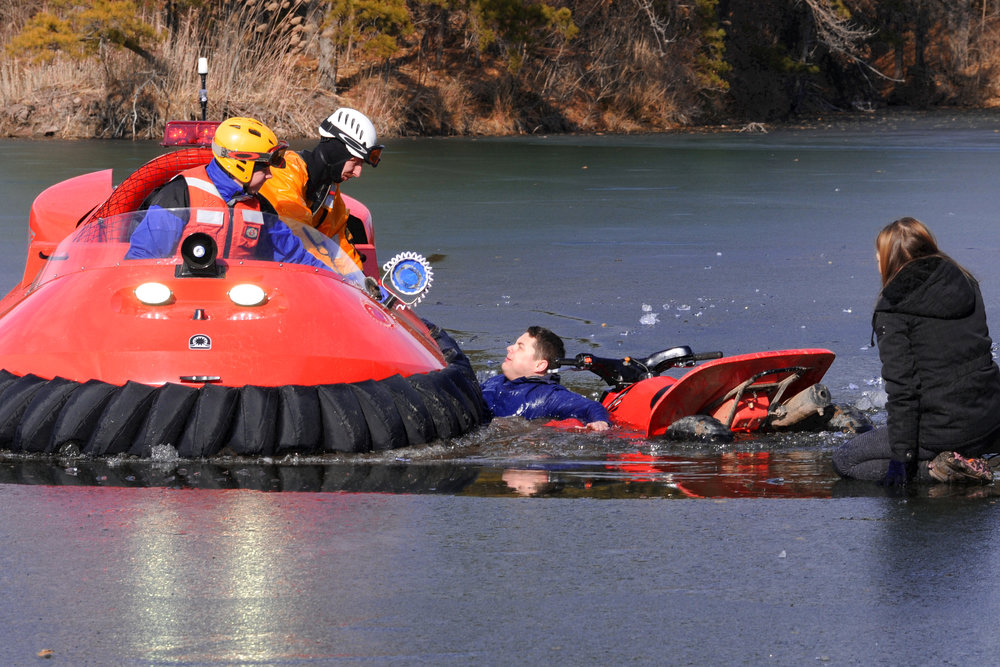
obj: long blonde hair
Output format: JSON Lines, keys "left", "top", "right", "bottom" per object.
{"left": 875, "top": 217, "right": 970, "bottom": 287}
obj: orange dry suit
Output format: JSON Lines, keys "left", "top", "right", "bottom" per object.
{"left": 259, "top": 151, "right": 364, "bottom": 285}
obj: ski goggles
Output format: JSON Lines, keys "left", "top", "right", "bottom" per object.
{"left": 213, "top": 140, "right": 289, "bottom": 168}
{"left": 340, "top": 132, "right": 384, "bottom": 167}
{"left": 364, "top": 144, "right": 384, "bottom": 167}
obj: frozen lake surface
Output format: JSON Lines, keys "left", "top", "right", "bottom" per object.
{"left": 2, "top": 111, "right": 1000, "bottom": 662}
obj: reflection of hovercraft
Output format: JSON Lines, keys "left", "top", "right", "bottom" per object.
{"left": 0, "top": 457, "right": 482, "bottom": 494}
{"left": 0, "top": 146, "right": 485, "bottom": 457}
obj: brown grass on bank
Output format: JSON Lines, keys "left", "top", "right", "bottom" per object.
{"left": 6, "top": 2, "right": 1000, "bottom": 140}
{"left": 0, "top": 2, "right": 381, "bottom": 140}
{"left": 0, "top": 0, "right": 696, "bottom": 140}
{"left": 0, "top": 58, "right": 105, "bottom": 138}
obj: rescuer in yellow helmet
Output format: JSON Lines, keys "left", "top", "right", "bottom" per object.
{"left": 125, "top": 117, "right": 333, "bottom": 271}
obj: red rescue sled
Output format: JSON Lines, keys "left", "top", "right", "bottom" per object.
{"left": 555, "top": 346, "right": 868, "bottom": 440}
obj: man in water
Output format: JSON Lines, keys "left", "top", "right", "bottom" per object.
{"left": 482, "top": 326, "right": 611, "bottom": 431}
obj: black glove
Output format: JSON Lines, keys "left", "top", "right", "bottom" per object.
{"left": 364, "top": 276, "right": 388, "bottom": 302}
{"left": 881, "top": 459, "right": 915, "bottom": 486}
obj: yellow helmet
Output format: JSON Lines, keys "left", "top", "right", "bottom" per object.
{"left": 211, "top": 117, "right": 288, "bottom": 184}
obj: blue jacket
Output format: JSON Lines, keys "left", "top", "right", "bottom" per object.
{"left": 125, "top": 160, "right": 328, "bottom": 270}
{"left": 481, "top": 374, "right": 610, "bottom": 424}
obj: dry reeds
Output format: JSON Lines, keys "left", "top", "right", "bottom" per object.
{"left": 0, "top": 58, "right": 105, "bottom": 138}
{"left": 133, "top": 0, "right": 341, "bottom": 139}
{"left": 0, "top": 0, "right": 390, "bottom": 140}
{"left": 0, "top": 0, "right": 698, "bottom": 139}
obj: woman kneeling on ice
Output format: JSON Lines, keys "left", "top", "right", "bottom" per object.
{"left": 834, "top": 217, "right": 1000, "bottom": 485}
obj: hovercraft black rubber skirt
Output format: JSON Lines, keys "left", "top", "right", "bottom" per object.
{"left": 0, "top": 322, "right": 486, "bottom": 457}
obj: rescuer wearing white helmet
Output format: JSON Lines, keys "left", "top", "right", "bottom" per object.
{"left": 317, "top": 107, "right": 383, "bottom": 180}
{"left": 262, "top": 107, "right": 383, "bottom": 214}
{"left": 258, "top": 108, "right": 385, "bottom": 286}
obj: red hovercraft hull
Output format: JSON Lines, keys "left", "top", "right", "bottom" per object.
{"left": 0, "top": 149, "right": 484, "bottom": 457}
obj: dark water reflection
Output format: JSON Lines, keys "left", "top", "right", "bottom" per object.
{"left": 2, "top": 435, "right": 996, "bottom": 498}
{"left": 0, "top": 407, "right": 868, "bottom": 498}
{"left": 0, "top": 419, "right": 851, "bottom": 497}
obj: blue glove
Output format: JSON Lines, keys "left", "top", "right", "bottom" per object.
{"left": 881, "top": 459, "right": 914, "bottom": 486}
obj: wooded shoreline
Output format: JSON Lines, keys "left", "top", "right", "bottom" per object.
{"left": 6, "top": 107, "right": 999, "bottom": 143}
{"left": 3, "top": 1, "right": 1000, "bottom": 140}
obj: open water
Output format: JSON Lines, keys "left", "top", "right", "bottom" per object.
{"left": 1, "top": 112, "right": 1000, "bottom": 663}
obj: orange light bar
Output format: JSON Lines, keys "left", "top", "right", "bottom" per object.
{"left": 162, "top": 120, "right": 221, "bottom": 147}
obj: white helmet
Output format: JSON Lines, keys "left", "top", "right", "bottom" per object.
{"left": 318, "top": 108, "right": 383, "bottom": 167}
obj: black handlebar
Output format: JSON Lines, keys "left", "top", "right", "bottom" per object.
{"left": 689, "top": 352, "right": 725, "bottom": 362}
{"left": 554, "top": 347, "right": 724, "bottom": 388}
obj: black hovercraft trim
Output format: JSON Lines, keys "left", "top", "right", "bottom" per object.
{"left": 0, "top": 322, "right": 485, "bottom": 457}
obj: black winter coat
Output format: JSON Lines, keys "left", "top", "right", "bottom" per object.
{"left": 873, "top": 256, "right": 1000, "bottom": 463}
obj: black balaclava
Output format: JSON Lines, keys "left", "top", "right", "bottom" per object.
{"left": 301, "top": 138, "right": 352, "bottom": 209}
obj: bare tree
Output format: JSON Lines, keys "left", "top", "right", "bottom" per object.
{"left": 633, "top": 0, "right": 674, "bottom": 56}
{"left": 799, "top": 0, "right": 871, "bottom": 59}
{"left": 799, "top": 0, "right": 899, "bottom": 81}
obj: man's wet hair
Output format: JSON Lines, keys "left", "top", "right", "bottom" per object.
{"left": 526, "top": 326, "right": 565, "bottom": 367}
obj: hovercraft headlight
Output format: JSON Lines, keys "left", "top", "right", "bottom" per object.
{"left": 228, "top": 283, "right": 267, "bottom": 307}
{"left": 134, "top": 282, "right": 173, "bottom": 305}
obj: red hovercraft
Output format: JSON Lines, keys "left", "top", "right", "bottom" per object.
{"left": 0, "top": 122, "right": 485, "bottom": 458}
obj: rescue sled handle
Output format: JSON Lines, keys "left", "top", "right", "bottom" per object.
{"left": 554, "top": 346, "right": 724, "bottom": 387}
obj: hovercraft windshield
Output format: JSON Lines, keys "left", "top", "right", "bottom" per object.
{"left": 31, "top": 208, "right": 364, "bottom": 291}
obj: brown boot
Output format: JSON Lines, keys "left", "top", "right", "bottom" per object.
{"left": 927, "top": 452, "right": 993, "bottom": 484}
